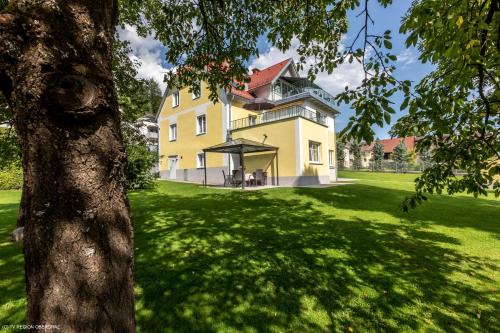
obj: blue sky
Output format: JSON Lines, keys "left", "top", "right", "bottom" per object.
{"left": 121, "top": 0, "right": 433, "bottom": 139}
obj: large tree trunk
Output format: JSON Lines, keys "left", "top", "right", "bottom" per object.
{"left": 0, "top": 1, "right": 135, "bottom": 332}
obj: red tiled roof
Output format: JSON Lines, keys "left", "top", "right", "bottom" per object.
{"left": 361, "top": 136, "right": 416, "bottom": 153}
{"left": 231, "top": 87, "right": 255, "bottom": 100}
{"left": 247, "top": 58, "right": 292, "bottom": 91}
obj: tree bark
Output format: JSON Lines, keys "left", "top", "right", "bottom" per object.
{"left": 0, "top": 1, "right": 135, "bottom": 332}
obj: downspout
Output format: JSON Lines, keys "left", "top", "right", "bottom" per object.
{"left": 227, "top": 95, "right": 233, "bottom": 174}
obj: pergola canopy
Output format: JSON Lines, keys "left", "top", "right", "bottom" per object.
{"left": 202, "top": 138, "right": 279, "bottom": 188}
{"left": 203, "top": 138, "right": 278, "bottom": 154}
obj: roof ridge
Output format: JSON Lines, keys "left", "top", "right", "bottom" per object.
{"left": 247, "top": 58, "right": 292, "bottom": 91}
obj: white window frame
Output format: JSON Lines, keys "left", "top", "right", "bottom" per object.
{"left": 172, "top": 91, "right": 179, "bottom": 107}
{"left": 196, "top": 114, "right": 206, "bottom": 135}
{"left": 309, "top": 141, "right": 321, "bottom": 163}
{"left": 196, "top": 152, "right": 205, "bottom": 168}
{"left": 192, "top": 81, "right": 201, "bottom": 99}
{"left": 248, "top": 114, "right": 257, "bottom": 126}
{"left": 169, "top": 123, "right": 177, "bottom": 141}
{"left": 329, "top": 150, "right": 334, "bottom": 167}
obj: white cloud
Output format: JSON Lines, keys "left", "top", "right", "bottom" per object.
{"left": 118, "top": 25, "right": 168, "bottom": 92}
{"left": 397, "top": 49, "right": 417, "bottom": 67}
{"left": 250, "top": 38, "right": 365, "bottom": 95}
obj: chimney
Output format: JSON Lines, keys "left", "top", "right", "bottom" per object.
{"left": 252, "top": 68, "right": 260, "bottom": 74}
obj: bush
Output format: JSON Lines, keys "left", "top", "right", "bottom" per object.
{"left": 122, "top": 124, "right": 157, "bottom": 189}
{"left": 0, "top": 164, "right": 23, "bottom": 190}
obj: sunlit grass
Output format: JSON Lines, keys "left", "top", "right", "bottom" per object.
{"left": 0, "top": 172, "right": 499, "bottom": 332}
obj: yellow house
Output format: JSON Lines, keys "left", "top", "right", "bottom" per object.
{"left": 156, "top": 58, "right": 339, "bottom": 186}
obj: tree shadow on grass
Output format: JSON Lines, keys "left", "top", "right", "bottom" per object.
{"left": 130, "top": 188, "right": 499, "bottom": 333}
{"left": 295, "top": 184, "right": 500, "bottom": 236}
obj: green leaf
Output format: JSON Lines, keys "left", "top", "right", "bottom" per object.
{"left": 400, "top": 97, "right": 410, "bottom": 110}
{"left": 383, "top": 112, "right": 391, "bottom": 124}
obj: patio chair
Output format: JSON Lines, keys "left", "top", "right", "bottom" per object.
{"left": 233, "top": 169, "right": 243, "bottom": 187}
{"left": 222, "top": 170, "right": 233, "bottom": 187}
{"left": 245, "top": 173, "right": 255, "bottom": 186}
{"left": 255, "top": 169, "right": 267, "bottom": 186}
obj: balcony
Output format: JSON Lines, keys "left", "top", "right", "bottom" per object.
{"left": 146, "top": 131, "right": 159, "bottom": 139}
{"left": 271, "top": 77, "right": 337, "bottom": 110}
{"left": 230, "top": 105, "right": 327, "bottom": 130}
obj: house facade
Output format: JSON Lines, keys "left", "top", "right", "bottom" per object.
{"left": 156, "top": 58, "right": 339, "bottom": 186}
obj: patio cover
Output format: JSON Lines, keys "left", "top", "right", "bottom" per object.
{"left": 203, "top": 138, "right": 278, "bottom": 154}
{"left": 202, "top": 138, "right": 279, "bottom": 188}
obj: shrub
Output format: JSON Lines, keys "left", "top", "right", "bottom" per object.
{"left": 122, "top": 124, "right": 157, "bottom": 189}
{"left": 0, "top": 164, "right": 23, "bottom": 190}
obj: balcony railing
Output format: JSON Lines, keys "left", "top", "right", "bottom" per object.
{"left": 271, "top": 78, "right": 337, "bottom": 110}
{"left": 146, "top": 132, "right": 158, "bottom": 139}
{"left": 230, "top": 105, "right": 327, "bottom": 130}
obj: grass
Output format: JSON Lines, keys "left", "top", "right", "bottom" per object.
{"left": 0, "top": 171, "right": 499, "bottom": 332}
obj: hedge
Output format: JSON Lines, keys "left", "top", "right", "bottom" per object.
{"left": 0, "top": 165, "right": 23, "bottom": 190}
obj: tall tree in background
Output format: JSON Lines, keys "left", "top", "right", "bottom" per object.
{"left": 352, "top": 142, "right": 362, "bottom": 170}
{"left": 372, "top": 140, "right": 384, "bottom": 171}
{"left": 393, "top": 141, "right": 409, "bottom": 173}
{"left": 113, "top": 37, "right": 163, "bottom": 122}
{"left": 336, "top": 141, "right": 345, "bottom": 170}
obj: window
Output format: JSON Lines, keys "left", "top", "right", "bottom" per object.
{"left": 309, "top": 141, "right": 321, "bottom": 163}
{"left": 197, "top": 153, "right": 205, "bottom": 168}
{"left": 192, "top": 81, "right": 201, "bottom": 99}
{"left": 196, "top": 114, "right": 206, "bottom": 135}
{"left": 172, "top": 91, "right": 179, "bottom": 107}
{"left": 329, "top": 150, "right": 334, "bottom": 167}
{"left": 169, "top": 123, "right": 177, "bottom": 141}
{"left": 248, "top": 115, "right": 257, "bottom": 126}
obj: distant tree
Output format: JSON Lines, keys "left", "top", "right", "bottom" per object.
{"left": 372, "top": 140, "right": 384, "bottom": 171}
{"left": 0, "top": 127, "right": 20, "bottom": 169}
{"left": 352, "top": 142, "right": 362, "bottom": 170}
{"left": 419, "top": 148, "right": 432, "bottom": 170}
{"left": 393, "top": 141, "right": 409, "bottom": 173}
{"left": 113, "top": 37, "right": 163, "bottom": 122}
{"left": 0, "top": 92, "right": 9, "bottom": 125}
{"left": 336, "top": 141, "right": 345, "bottom": 170}
{"left": 144, "top": 78, "right": 163, "bottom": 116}
{"left": 112, "top": 37, "right": 160, "bottom": 188}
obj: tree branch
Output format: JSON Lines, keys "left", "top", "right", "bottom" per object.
{"left": 478, "top": 0, "right": 498, "bottom": 139}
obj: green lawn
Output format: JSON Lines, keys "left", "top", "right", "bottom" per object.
{"left": 0, "top": 171, "right": 499, "bottom": 332}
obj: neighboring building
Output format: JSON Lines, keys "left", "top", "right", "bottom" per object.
{"left": 156, "top": 58, "right": 339, "bottom": 186}
{"left": 135, "top": 115, "right": 159, "bottom": 152}
{"left": 133, "top": 115, "right": 159, "bottom": 173}
{"left": 342, "top": 142, "right": 353, "bottom": 168}
{"left": 360, "top": 136, "right": 417, "bottom": 167}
